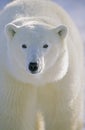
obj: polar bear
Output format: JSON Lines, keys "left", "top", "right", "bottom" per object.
{"left": 0, "top": 0, "right": 84, "bottom": 130}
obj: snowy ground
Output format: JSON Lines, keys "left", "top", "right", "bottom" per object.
{"left": 0, "top": 0, "right": 85, "bottom": 129}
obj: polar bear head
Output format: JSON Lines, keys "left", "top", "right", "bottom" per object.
{"left": 5, "top": 20, "right": 69, "bottom": 86}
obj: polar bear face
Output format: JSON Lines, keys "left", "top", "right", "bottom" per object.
{"left": 5, "top": 21, "right": 69, "bottom": 85}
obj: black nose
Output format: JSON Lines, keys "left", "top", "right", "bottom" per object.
{"left": 29, "top": 62, "right": 39, "bottom": 73}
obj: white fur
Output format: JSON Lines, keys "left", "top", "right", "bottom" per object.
{"left": 0, "top": 0, "right": 84, "bottom": 130}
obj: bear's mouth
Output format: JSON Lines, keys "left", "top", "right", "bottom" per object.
{"left": 30, "top": 70, "right": 41, "bottom": 74}
{"left": 29, "top": 69, "right": 42, "bottom": 75}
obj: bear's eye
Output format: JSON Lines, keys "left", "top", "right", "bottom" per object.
{"left": 43, "top": 44, "right": 48, "bottom": 49}
{"left": 22, "top": 44, "right": 27, "bottom": 49}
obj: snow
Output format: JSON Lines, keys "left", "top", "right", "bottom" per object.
{"left": 0, "top": 0, "right": 85, "bottom": 129}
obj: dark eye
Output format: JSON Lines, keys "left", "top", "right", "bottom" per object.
{"left": 22, "top": 44, "right": 27, "bottom": 49}
{"left": 43, "top": 44, "right": 48, "bottom": 48}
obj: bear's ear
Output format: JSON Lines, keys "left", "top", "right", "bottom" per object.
{"left": 5, "top": 23, "right": 19, "bottom": 40}
{"left": 53, "top": 25, "right": 68, "bottom": 39}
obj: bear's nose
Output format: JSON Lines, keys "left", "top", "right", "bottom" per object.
{"left": 29, "top": 62, "right": 39, "bottom": 73}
